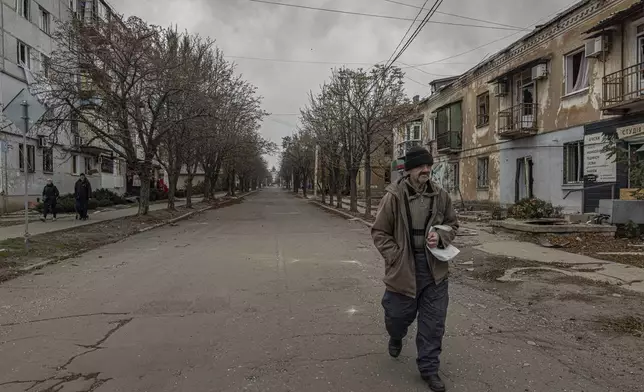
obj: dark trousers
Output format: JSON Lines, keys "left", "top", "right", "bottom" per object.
{"left": 382, "top": 278, "right": 449, "bottom": 376}
{"left": 76, "top": 199, "right": 88, "bottom": 219}
{"left": 43, "top": 200, "right": 57, "bottom": 218}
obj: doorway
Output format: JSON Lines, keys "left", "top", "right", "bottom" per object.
{"left": 515, "top": 156, "right": 534, "bottom": 201}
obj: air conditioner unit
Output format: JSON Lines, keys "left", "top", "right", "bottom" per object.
{"left": 585, "top": 36, "right": 608, "bottom": 58}
{"left": 531, "top": 63, "right": 548, "bottom": 80}
{"left": 37, "top": 135, "right": 48, "bottom": 148}
{"left": 493, "top": 82, "right": 508, "bottom": 97}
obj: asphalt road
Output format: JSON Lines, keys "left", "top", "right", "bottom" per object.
{"left": 0, "top": 189, "right": 620, "bottom": 391}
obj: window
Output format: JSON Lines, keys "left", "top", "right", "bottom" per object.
{"left": 97, "top": 1, "right": 108, "bottom": 20}
{"left": 72, "top": 155, "right": 80, "bottom": 174}
{"left": 43, "top": 148, "right": 54, "bottom": 173}
{"left": 17, "top": 0, "right": 29, "bottom": 19}
{"left": 101, "top": 156, "right": 114, "bottom": 173}
{"left": 17, "top": 41, "right": 30, "bottom": 68}
{"left": 18, "top": 144, "right": 36, "bottom": 173}
{"left": 436, "top": 102, "right": 463, "bottom": 150}
{"left": 39, "top": 7, "right": 50, "bottom": 33}
{"left": 40, "top": 53, "right": 50, "bottom": 77}
{"left": 563, "top": 141, "right": 583, "bottom": 184}
{"left": 565, "top": 48, "right": 589, "bottom": 94}
{"left": 476, "top": 92, "right": 490, "bottom": 127}
{"left": 69, "top": 0, "right": 77, "bottom": 12}
{"left": 477, "top": 157, "right": 489, "bottom": 189}
{"left": 449, "top": 162, "right": 459, "bottom": 192}
{"left": 405, "top": 121, "right": 422, "bottom": 141}
{"left": 85, "top": 156, "right": 94, "bottom": 173}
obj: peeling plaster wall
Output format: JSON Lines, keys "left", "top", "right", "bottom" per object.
{"left": 499, "top": 126, "right": 585, "bottom": 213}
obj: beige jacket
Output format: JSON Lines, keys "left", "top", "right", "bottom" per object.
{"left": 371, "top": 177, "right": 459, "bottom": 298}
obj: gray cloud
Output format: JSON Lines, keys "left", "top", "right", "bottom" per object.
{"left": 107, "top": 0, "right": 571, "bottom": 168}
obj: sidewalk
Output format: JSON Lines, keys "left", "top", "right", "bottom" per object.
{"left": 0, "top": 193, "right": 224, "bottom": 241}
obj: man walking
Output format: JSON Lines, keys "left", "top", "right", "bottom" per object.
{"left": 41, "top": 179, "right": 59, "bottom": 221}
{"left": 74, "top": 173, "right": 92, "bottom": 220}
{"left": 371, "top": 146, "right": 459, "bottom": 391}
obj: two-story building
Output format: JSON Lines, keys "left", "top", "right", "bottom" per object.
{"left": 393, "top": 0, "right": 642, "bottom": 214}
{"left": 0, "top": 0, "right": 126, "bottom": 213}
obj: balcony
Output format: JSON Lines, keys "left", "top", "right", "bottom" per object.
{"left": 436, "top": 131, "right": 462, "bottom": 153}
{"left": 498, "top": 103, "right": 538, "bottom": 139}
{"left": 602, "top": 62, "right": 644, "bottom": 114}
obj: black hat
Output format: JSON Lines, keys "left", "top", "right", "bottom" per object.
{"left": 404, "top": 146, "right": 433, "bottom": 171}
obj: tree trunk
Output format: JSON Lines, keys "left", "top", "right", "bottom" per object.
{"left": 185, "top": 174, "right": 194, "bottom": 208}
{"left": 203, "top": 175, "right": 212, "bottom": 202}
{"left": 302, "top": 172, "right": 308, "bottom": 198}
{"left": 335, "top": 167, "right": 342, "bottom": 209}
{"left": 364, "top": 144, "right": 372, "bottom": 218}
{"left": 167, "top": 168, "right": 180, "bottom": 211}
{"left": 138, "top": 161, "right": 152, "bottom": 215}
{"left": 328, "top": 166, "right": 335, "bottom": 206}
{"left": 349, "top": 168, "right": 358, "bottom": 213}
{"left": 230, "top": 169, "right": 236, "bottom": 197}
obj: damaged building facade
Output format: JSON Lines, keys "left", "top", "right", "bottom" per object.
{"left": 393, "top": 0, "right": 643, "bottom": 213}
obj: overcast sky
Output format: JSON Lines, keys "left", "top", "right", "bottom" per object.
{"left": 107, "top": 0, "right": 574, "bottom": 168}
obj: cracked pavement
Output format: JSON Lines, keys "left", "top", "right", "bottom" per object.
{"left": 0, "top": 189, "right": 641, "bottom": 391}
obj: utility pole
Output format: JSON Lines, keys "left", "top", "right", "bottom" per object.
{"left": 314, "top": 144, "right": 319, "bottom": 199}
{"left": 20, "top": 100, "right": 30, "bottom": 251}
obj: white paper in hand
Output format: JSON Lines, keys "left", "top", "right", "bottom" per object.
{"left": 426, "top": 225, "right": 460, "bottom": 262}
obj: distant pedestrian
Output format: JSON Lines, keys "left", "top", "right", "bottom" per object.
{"left": 371, "top": 146, "right": 459, "bottom": 392}
{"left": 74, "top": 173, "right": 92, "bottom": 220}
{"left": 41, "top": 179, "right": 59, "bottom": 222}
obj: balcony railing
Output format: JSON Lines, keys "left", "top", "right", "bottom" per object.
{"left": 436, "top": 131, "right": 462, "bottom": 152}
{"left": 602, "top": 62, "right": 644, "bottom": 113}
{"left": 498, "top": 103, "right": 538, "bottom": 138}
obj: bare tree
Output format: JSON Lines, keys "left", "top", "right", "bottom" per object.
{"left": 38, "top": 16, "right": 211, "bottom": 215}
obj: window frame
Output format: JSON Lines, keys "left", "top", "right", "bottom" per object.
{"left": 17, "top": 0, "right": 29, "bottom": 19}
{"left": 564, "top": 47, "right": 589, "bottom": 95}
{"left": 18, "top": 144, "right": 36, "bottom": 173}
{"left": 17, "top": 40, "right": 30, "bottom": 68}
{"left": 476, "top": 92, "right": 490, "bottom": 127}
{"left": 477, "top": 157, "right": 490, "bottom": 189}
{"left": 43, "top": 147, "right": 54, "bottom": 173}
{"left": 39, "top": 6, "right": 50, "bottom": 33}
{"left": 563, "top": 140, "right": 584, "bottom": 185}
{"left": 40, "top": 53, "right": 50, "bottom": 77}
{"left": 72, "top": 155, "right": 80, "bottom": 174}
{"left": 85, "top": 156, "right": 94, "bottom": 173}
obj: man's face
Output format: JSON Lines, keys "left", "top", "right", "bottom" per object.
{"left": 80, "top": 175, "right": 86, "bottom": 181}
{"left": 47, "top": 180, "right": 52, "bottom": 185}
{"left": 409, "top": 164, "right": 432, "bottom": 184}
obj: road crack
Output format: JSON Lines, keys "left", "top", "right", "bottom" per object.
{"left": 1, "top": 312, "right": 130, "bottom": 327}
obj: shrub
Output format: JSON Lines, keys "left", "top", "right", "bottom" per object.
{"left": 97, "top": 199, "right": 114, "bottom": 208}
{"left": 87, "top": 199, "right": 99, "bottom": 211}
{"left": 508, "top": 198, "right": 563, "bottom": 220}
{"left": 93, "top": 188, "right": 126, "bottom": 205}
{"left": 175, "top": 189, "right": 186, "bottom": 198}
{"left": 193, "top": 181, "right": 205, "bottom": 195}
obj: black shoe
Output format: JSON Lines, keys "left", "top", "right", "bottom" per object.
{"left": 423, "top": 374, "right": 446, "bottom": 392}
{"left": 388, "top": 338, "right": 402, "bottom": 358}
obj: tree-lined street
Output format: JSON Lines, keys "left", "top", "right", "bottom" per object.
{"left": 2, "top": 189, "right": 640, "bottom": 392}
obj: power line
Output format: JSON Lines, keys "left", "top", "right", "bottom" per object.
{"left": 387, "top": 0, "right": 443, "bottom": 68}
{"left": 244, "top": 0, "right": 524, "bottom": 31}
{"left": 382, "top": 0, "right": 527, "bottom": 30}
{"left": 405, "top": 0, "right": 582, "bottom": 70}
{"left": 224, "top": 55, "right": 477, "bottom": 67}
{"left": 385, "top": 0, "right": 431, "bottom": 69}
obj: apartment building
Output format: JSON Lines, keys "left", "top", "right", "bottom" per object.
{"left": 0, "top": 0, "right": 126, "bottom": 213}
{"left": 393, "top": 0, "right": 644, "bottom": 214}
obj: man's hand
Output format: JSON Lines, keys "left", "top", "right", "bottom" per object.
{"left": 426, "top": 231, "right": 439, "bottom": 249}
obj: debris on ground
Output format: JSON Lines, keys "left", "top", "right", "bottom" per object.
{"left": 597, "top": 316, "right": 644, "bottom": 338}
{"left": 528, "top": 233, "right": 644, "bottom": 268}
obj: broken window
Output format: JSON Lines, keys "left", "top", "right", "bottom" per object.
{"left": 565, "top": 48, "right": 589, "bottom": 94}
{"left": 477, "top": 157, "right": 489, "bottom": 189}
{"left": 563, "top": 141, "right": 583, "bottom": 184}
{"left": 476, "top": 92, "right": 489, "bottom": 127}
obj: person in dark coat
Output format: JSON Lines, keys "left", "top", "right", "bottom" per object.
{"left": 41, "top": 179, "right": 59, "bottom": 221}
{"left": 74, "top": 173, "right": 92, "bottom": 220}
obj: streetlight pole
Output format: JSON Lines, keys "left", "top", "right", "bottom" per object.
{"left": 21, "top": 100, "right": 30, "bottom": 251}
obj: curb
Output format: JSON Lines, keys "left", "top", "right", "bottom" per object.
{"left": 299, "top": 195, "right": 374, "bottom": 228}
{"left": 16, "top": 189, "right": 260, "bottom": 274}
